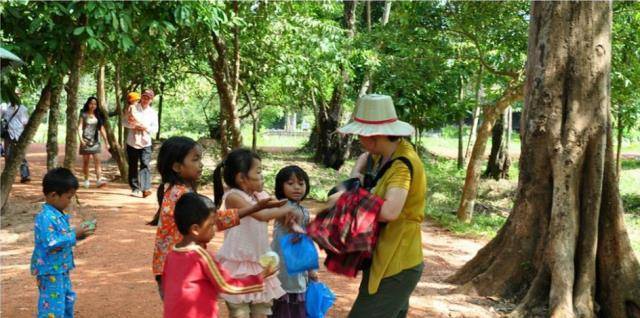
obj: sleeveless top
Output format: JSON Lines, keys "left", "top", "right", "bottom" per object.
{"left": 216, "top": 188, "right": 286, "bottom": 303}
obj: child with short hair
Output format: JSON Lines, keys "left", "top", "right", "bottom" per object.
{"left": 270, "top": 165, "right": 317, "bottom": 318}
{"left": 31, "top": 167, "right": 94, "bottom": 318}
{"left": 162, "top": 193, "right": 276, "bottom": 318}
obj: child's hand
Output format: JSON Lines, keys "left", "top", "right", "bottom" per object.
{"left": 261, "top": 265, "right": 279, "bottom": 279}
{"left": 308, "top": 271, "right": 319, "bottom": 282}
{"left": 75, "top": 226, "right": 94, "bottom": 240}
{"left": 76, "top": 219, "right": 97, "bottom": 240}
{"left": 256, "top": 198, "right": 287, "bottom": 210}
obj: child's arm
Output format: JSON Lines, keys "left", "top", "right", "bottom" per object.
{"left": 215, "top": 198, "right": 288, "bottom": 232}
{"left": 195, "top": 248, "right": 265, "bottom": 295}
{"left": 34, "top": 213, "right": 77, "bottom": 251}
{"left": 225, "top": 193, "right": 300, "bottom": 222}
{"left": 238, "top": 197, "right": 288, "bottom": 218}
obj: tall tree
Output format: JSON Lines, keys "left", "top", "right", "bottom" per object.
{"left": 63, "top": 11, "right": 88, "bottom": 169}
{"left": 46, "top": 76, "right": 64, "bottom": 171}
{"left": 96, "top": 63, "right": 128, "bottom": 180}
{"left": 483, "top": 109, "right": 511, "bottom": 179}
{"left": 449, "top": 2, "right": 640, "bottom": 317}
{"left": 310, "top": 0, "right": 358, "bottom": 168}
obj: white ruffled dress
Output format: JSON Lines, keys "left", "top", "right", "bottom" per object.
{"left": 216, "top": 189, "right": 286, "bottom": 304}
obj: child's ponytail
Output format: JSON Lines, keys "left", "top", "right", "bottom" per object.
{"left": 213, "top": 162, "right": 224, "bottom": 209}
{"left": 147, "top": 183, "right": 166, "bottom": 226}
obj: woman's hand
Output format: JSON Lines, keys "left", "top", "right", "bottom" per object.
{"left": 350, "top": 152, "right": 370, "bottom": 181}
{"left": 308, "top": 271, "right": 319, "bottom": 281}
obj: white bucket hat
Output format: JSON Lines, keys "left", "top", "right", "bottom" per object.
{"left": 338, "top": 94, "right": 415, "bottom": 137}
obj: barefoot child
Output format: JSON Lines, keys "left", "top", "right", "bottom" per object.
{"left": 270, "top": 166, "right": 318, "bottom": 318}
{"left": 163, "top": 193, "right": 277, "bottom": 318}
{"left": 214, "top": 149, "right": 303, "bottom": 318}
{"left": 150, "top": 137, "right": 285, "bottom": 297}
{"left": 31, "top": 168, "right": 95, "bottom": 318}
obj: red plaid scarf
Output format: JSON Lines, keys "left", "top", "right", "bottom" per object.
{"left": 308, "top": 188, "right": 384, "bottom": 277}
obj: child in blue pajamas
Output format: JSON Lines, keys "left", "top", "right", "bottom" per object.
{"left": 30, "top": 168, "right": 94, "bottom": 318}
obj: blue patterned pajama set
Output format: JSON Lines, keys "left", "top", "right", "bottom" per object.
{"left": 31, "top": 204, "right": 77, "bottom": 318}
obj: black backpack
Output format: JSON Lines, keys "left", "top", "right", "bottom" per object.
{"left": 1, "top": 107, "right": 19, "bottom": 139}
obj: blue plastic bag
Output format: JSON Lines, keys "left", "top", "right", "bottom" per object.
{"left": 306, "top": 281, "right": 336, "bottom": 318}
{"left": 279, "top": 233, "right": 319, "bottom": 275}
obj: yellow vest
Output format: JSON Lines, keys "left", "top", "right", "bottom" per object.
{"left": 368, "top": 139, "right": 426, "bottom": 294}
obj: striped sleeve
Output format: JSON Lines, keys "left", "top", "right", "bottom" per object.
{"left": 194, "top": 247, "right": 265, "bottom": 295}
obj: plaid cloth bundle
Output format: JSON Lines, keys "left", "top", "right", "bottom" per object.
{"left": 307, "top": 187, "right": 384, "bottom": 277}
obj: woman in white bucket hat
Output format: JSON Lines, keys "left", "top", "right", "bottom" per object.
{"left": 337, "top": 94, "right": 427, "bottom": 318}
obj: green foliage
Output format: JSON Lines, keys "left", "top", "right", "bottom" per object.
{"left": 612, "top": 2, "right": 640, "bottom": 136}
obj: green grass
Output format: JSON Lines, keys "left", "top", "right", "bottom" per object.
{"left": 626, "top": 214, "right": 640, "bottom": 259}
{"left": 424, "top": 156, "right": 510, "bottom": 238}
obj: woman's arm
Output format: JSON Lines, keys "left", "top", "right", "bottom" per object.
{"left": 100, "top": 126, "right": 109, "bottom": 144}
{"left": 350, "top": 152, "right": 370, "bottom": 182}
{"left": 77, "top": 115, "right": 85, "bottom": 145}
{"left": 378, "top": 187, "right": 409, "bottom": 222}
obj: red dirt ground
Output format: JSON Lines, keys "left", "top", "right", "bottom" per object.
{"left": 1, "top": 144, "right": 503, "bottom": 317}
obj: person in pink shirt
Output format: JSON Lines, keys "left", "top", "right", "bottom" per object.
{"left": 163, "top": 192, "right": 278, "bottom": 318}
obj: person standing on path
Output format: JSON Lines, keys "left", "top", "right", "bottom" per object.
{"left": 77, "top": 96, "right": 109, "bottom": 188}
{"left": 1, "top": 88, "right": 31, "bottom": 183}
{"left": 336, "top": 94, "right": 427, "bottom": 318}
{"left": 122, "top": 89, "right": 158, "bottom": 198}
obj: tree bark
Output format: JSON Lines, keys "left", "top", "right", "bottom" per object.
{"left": 209, "top": 30, "right": 243, "bottom": 150}
{"left": 46, "top": 76, "right": 64, "bottom": 171}
{"left": 97, "top": 63, "right": 128, "bottom": 181}
{"left": 449, "top": 3, "right": 640, "bottom": 317}
{"left": 484, "top": 109, "right": 510, "bottom": 180}
{"left": 2, "top": 82, "right": 52, "bottom": 213}
{"left": 63, "top": 21, "right": 87, "bottom": 169}
{"left": 313, "top": 0, "right": 357, "bottom": 169}
{"left": 244, "top": 91, "right": 259, "bottom": 152}
{"left": 457, "top": 83, "right": 523, "bottom": 222}
{"left": 465, "top": 65, "right": 483, "bottom": 163}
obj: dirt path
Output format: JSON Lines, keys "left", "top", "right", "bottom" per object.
{"left": 1, "top": 144, "right": 501, "bottom": 317}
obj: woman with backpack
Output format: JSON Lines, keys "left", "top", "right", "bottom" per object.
{"left": 336, "top": 94, "right": 427, "bottom": 318}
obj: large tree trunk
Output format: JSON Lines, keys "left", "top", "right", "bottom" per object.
{"left": 97, "top": 63, "right": 128, "bottom": 181}
{"left": 209, "top": 34, "right": 243, "bottom": 150}
{"left": 449, "top": 3, "right": 640, "bottom": 317}
{"left": 63, "top": 26, "right": 87, "bottom": 169}
{"left": 313, "top": 0, "right": 357, "bottom": 169}
{"left": 46, "top": 76, "right": 64, "bottom": 171}
{"left": 1, "top": 82, "right": 53, "bottom": 213}
{"left": 484, "top": 109, "right": 510, "bottom": 180}
{"left": 456, "top": 83, "right": 523, "bottom": 222}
